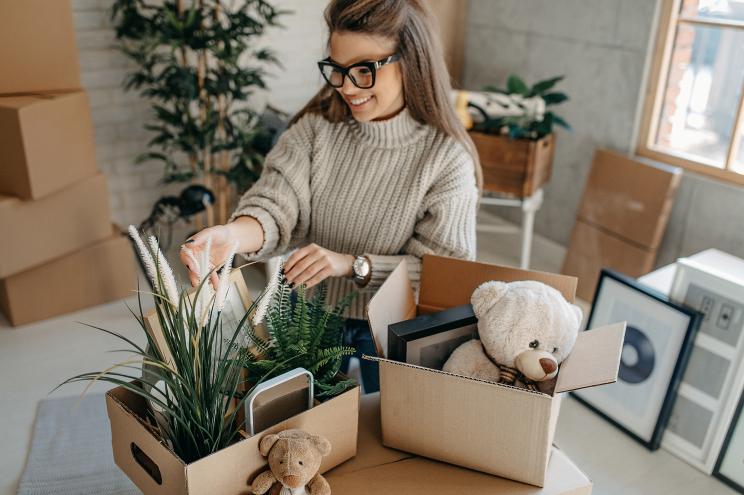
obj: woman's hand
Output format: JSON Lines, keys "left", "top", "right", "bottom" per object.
{"left": 284, "top": 243, "right": 354, "bottom": 289}
{"left": 179, "top": 224, "right": 237, "bottom": 288}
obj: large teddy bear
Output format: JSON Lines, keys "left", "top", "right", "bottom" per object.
{"left": 249, "top": 429, "right": 332, "bottom": 495}
{"left": 443, "top": 280, "right": 582, "bottom": 389}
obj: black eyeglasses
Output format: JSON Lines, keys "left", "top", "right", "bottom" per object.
{"left": 317, "top": 54, "right": 400, "bottom": 89}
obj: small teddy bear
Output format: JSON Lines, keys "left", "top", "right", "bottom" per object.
{"left": 443, "top": 280, "right": 582, "bottom": 390}
{"left": 249, "top": 429, "right": 332, "bottom": 495}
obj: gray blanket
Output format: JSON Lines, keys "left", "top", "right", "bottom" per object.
{"left": 17, "top": 394, "right": 139, "bottom": 495}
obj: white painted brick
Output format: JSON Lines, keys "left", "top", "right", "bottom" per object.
{"left": 75, "top": 30, "right": 117, "bottom": 49}
{"left": 81, "top": 69, "right": 127, "bottom": 89}
{"left": 73, "top": 0, "right": 105, "bottom": 12}
{"left": 73, "top": 10, "right": 108, "bottom": 30}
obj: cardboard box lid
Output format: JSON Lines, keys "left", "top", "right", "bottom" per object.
{"left": 326, "top": 448, "right": 592, "bottom": 495}
{"left": 554, "top": 322, "right": 626, "bottom": 393}
{"left": 365, "top": 259, "right": 416, "bottom": 358}
{"left": 366, "top": 255, "right": 577, "bottom": 358}
{"left": 577, "top": 149, "right": 681, "bottom": 249}
{"left": 420, "top": 255, "right": 577, "bottom": 308}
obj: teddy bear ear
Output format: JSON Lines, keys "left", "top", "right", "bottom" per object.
{"left": 310, "top": 434, "right": 332, "bottom": 457}
{"left": 571, "top": 303, "right": 583, "bottom": 326}
{"left": 471, "top": 281, "right": 508, "bottom": 318}
{"left": 259, "top": 434, "right": 279, "bottom": 457}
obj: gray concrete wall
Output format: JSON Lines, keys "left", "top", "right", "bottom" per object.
{"left": 464, "top": 0, "right": 744, "bottom": 267}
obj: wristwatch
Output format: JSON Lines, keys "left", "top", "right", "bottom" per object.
{"left": 352, "top": 255, "right": 372, "bottom": 288}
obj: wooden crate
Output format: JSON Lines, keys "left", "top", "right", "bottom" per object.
{"left": 469, "top": 132, "right": 555, "bottom": 197}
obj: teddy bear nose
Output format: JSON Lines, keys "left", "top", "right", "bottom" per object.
{"left": 539, "top": 358, "right": 557, "bottom": 374}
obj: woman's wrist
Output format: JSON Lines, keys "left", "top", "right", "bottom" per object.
{"left": 226, "top": 216, "right": 265, "bottom": 254}
{"left": 342, "top": 254, "right": 355, "bottom": 278}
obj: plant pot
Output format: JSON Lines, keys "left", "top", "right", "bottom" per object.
{"left": 469, "top": 131, "right": 555, "bottom": 197}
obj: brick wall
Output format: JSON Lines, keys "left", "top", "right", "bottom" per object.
{"left": 71, "top": 0, "right": 329, "bottom": 227}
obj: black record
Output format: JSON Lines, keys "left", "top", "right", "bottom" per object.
{"left": 618, "top": 325, "right": 656, "bottom": 384}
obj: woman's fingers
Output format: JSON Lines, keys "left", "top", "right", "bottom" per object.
{"left": 292, "top": 258, "right": 327, "bottom": 287}
{"left": 285, "top": 250, "right": 323, "bottom": 284}
{"left": 284, "top": 244, "right": 315, "bottom": 274}
{"left": 304, "top": 267, "right": 332, "bottom": 289}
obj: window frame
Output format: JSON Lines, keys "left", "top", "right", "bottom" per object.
{"left": 637, "top": 0, "right": 744, "bottom": 187}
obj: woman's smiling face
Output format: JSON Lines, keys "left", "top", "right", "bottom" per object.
{"left": 329, "top": 30, "right": 405, "bottom": 122}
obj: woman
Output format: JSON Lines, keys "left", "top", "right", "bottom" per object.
{"left": 180, "top": 0, "right": 482, "bottom": 393}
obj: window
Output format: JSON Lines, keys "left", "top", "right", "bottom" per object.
{"left": 638, "top": 0, "right": 744, "bottom": 185}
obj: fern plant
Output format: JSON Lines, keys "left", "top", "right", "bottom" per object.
{"left": 242, "top": 273, "right": 358, "bottom": 399}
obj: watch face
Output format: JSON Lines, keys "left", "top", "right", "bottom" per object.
{"left": 354, "top": 257, "right": 370, "bottom": 278}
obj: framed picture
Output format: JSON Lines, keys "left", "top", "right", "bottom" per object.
{"left": 662, "top": 257, "right": 744, "bottom": 473}
{"left": 715, "top": 387, "right": 744, "bottom": 493}
{"left": 573, "top": 269, "right": 701, "bottom": 450}
{"left": 387, "top": 304, "right": 477, "bottom": 370}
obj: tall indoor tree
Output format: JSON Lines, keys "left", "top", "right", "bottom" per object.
{"left": 111, "top": 0, "right": 288, "bottom": 226}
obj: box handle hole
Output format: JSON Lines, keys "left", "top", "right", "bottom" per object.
{"left": 131, "top": 442, "right": 163, "bottom": 485}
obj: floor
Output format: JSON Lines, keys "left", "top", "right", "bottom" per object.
{"left": 0, "top": 209, "right": 736, "bottom": 495}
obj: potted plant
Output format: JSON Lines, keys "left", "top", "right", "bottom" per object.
{"left": 111, "top": 0, "right": 289, "bottom": 228}
{"left": 462, "top": 75, "right": 570, "bottom": 197}
{"left": 58, "top": 228, "right": 357, "bottom": 466}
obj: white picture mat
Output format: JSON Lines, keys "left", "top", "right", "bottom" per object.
{"left": 663, "top": 258, "right": 744, "bottom": 472}
{"left": 575, "top": 277, "right": 690, "bottom": 441}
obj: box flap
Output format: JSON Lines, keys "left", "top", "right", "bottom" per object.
{"left": 365, "top": 259, "right": 416, "bottom": 358}
{"left": 555, "top": 322, "right": 626, "bottom": 393}
{"left": 325, "top": 447, "right": 591, "bottom": 494}
{"left": 420, "top": 255, "right": 577, "bottom": 309}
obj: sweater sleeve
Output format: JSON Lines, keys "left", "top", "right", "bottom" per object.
{"left": 228, "top": 115, "right": 316, "bottom": 260}
{"left": 364, "top": 149, "right": 479, "bottom": 290}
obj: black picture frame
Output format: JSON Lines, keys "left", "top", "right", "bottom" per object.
{"left": 572, "top": 269, "right": 702, "bottom": 450}
{"left": 714, "top": 386, "right": 744, "bottom": 493}
{"left": 387, "top": 304, "right": 477, "bottom": 370}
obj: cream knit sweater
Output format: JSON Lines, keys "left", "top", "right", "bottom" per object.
{"left": 229, "top": 107, "right": 478, "bottom": 319}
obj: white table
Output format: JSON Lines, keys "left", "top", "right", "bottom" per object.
{"left": 477, "top": 188, "right": 544, "bottom": 270}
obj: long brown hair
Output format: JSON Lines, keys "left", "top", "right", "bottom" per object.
{"left": 289, "top": 0, "right": 483, "bottom": 191}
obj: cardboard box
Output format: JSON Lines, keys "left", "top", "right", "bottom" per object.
{"left": 576, "top": 149, "right": 681, "bottom": 250}
{"left": 0, "top": 173, "right": 112, "bottom": 278}
{"left": 106, "top": 382, "right": 360, "bottom": 494}
{"left": 0, "top": 230, "right": 136, "bottom": 326}
{"left": 365, "top": 255, "right": 625, "bottom": 487}
{"left": 562, "top": 220, "right": 657, "bottom": 302}
{"left": 0, "top": 0, "right": 81, "bottom": 95}
{"left": 0, "top": 92, "right": 98, "bottom": 199}
{"left": 327, "top": 392, "right": 593, "bottom": 495}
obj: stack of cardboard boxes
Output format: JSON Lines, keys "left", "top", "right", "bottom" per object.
{"left": 562, "top": 149, "right": 682, "bottom": 301}
{"left": 0, "top": 0, "right": 136, "bottom": 326}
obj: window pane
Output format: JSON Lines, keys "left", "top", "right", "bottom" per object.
{"left": 681, "top": 0, "right": 744, "bottom": 22}
{"left": 655, "top": 24, "right": 744, "bottom": 167}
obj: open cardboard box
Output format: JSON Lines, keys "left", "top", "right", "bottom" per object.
{"left": 106, "top": 380, "right": 359, "bottom": 495}
{"left": 364, "top": 255, "right": 625, "bottom": 487}
{"left": 327, "top": 392, "right": 593, "bottom": 495}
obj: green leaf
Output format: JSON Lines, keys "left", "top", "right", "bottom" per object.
{"left": 506, "top": 74, "right": 529, "bottom": 96}
{"left": 551, "top": 113, "right": 572, "bottom": 130}
{"left": 529, "top": 76, "right": 564, "bottom": 96}
{"left": 542, "top": 92, "right": 569, "bottom": 105}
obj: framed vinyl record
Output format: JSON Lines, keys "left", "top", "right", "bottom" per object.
{"left": 573, "top": 269, "right": 701, "bottom": 450}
